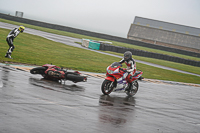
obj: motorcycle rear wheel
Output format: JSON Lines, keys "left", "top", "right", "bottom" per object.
{"left": 126, "top": 81, "right": 138, "bottom": 96}
{"left": 30, "top": 67, "right": 47, "bottom": 74}
{"left": 101, "top": 79, "right": 114, "bottom": 95}
{"left": 66, "top": 73, "right": 87, "bottom": 82}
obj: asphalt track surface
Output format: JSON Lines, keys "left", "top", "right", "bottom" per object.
{"left": 0, "top": 21, "right": 199, "bottom": 77}
{"left": 0, "top": 64, "right": 200, "bottom": 133}
{"left": 1, "top": 22, "right": 200, "bottom": 133}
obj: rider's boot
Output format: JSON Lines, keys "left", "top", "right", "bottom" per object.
{"left": 5, "top": 53, "right": 13, "bottom": 59}
{"left": 125, "top": 75, "right": 133, "bottom": 92}
{"left": 5, "top": 53, "right": 8, "bottom": 58}
{"left": 125, "top": 83, "right": 132, "bottom": 92}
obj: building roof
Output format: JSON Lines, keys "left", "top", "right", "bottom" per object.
{"left": 133, "top": 16, "right": 200, "bottom": 37}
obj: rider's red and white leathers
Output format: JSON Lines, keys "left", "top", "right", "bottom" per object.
{"left": 119, "top": 58, "right": 136, "bottom": 83}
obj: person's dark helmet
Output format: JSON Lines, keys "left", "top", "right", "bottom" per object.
{"left": 124, "top": 51, "right": 132, "bottom": 61}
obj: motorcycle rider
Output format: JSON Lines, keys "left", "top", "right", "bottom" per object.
{"left": 119, "top": 51, "right": 136, "bottom": 92}
{"left": 5, "top": 25, "right": 25, "bottom": 59}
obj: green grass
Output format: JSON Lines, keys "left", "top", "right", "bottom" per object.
{"left": 0, "top": 28, "right": 119, "bottom": 73}
{"left": 0, "top": 28, "right": 200, "bottom": 84}
{"left": 1, "top": 18, "right": 200, "bottom": 62}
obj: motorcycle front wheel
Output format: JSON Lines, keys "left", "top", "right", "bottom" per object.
{"left": 30, "top": 67, "right": 47, "bottom": 74}
{"left": 101, "top": 79, "right": 114, "bottom": 95}
{"left": 126, "top": 81, "right": 139, "bottom": 96}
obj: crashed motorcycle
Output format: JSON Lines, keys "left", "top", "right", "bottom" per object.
{"left": 30, "top": 64, "right": 87, "bottom": 83}
{"left": 101, "top": 62, "right": 143, "bottom": 96}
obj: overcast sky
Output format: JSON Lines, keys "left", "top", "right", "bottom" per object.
{"left": 0, "top": 0, "right": 200, "bottom": 37}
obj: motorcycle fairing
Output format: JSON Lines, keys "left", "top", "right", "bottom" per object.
{"left": 127, "top": 71, "right": 143, "bottom": 83}
{"left": 105, "top": 75, "right": 115, "bottom": 82}
{"left": 113, "top": 78, "right": 127, "bottom": 92}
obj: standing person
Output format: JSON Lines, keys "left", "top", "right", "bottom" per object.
{"left": 119, "top": 51, "right": 136, "bottom": 91}
{"left": 5, "top": 25, "right": 25, "bottom": 59}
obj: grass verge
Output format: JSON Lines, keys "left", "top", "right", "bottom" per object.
{"left": 0, "top": 28, "right": 200, "bottom": 84}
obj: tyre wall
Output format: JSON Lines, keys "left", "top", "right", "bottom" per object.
{"left": 99, "top": 44, "right": 200, "bottom": 67}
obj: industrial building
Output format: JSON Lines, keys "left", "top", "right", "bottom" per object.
{"left": 127, "top": 16, "right": 200, "bottom": 53}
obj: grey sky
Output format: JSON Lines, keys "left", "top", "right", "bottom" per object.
{"left": 0, "top": 0, "right": 200, "bottom": 37}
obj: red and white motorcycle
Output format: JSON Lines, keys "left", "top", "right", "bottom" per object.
{"left": 30, "top": 64, "right": 87, "bottom": 83}
{"left": 101, "top": 62, "right": 143, "bottom": 96}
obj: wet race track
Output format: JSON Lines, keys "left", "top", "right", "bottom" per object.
{"left": 1, "top": 22, "right": 200, "bottom": 132}
{"left": 0, "top": 65, "right": 200, "bottom": 133}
